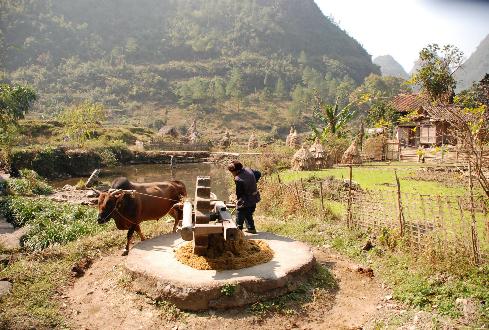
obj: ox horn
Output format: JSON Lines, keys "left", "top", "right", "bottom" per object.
{"left": 109, "top": 188, "right": 123, "bottom": 197}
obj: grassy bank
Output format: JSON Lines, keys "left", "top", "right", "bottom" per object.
{"left": 256, "top": 168, "right": 489, "bottom": 327}
{"left": 0, "top": 195, "right": 174, "bottom": 328}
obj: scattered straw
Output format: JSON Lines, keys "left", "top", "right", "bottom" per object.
{"left": 175, "top": 239, "right": 274, "bottom": 270}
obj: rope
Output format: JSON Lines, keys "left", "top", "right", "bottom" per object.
{"left": 109, "top": 189, "right": 183, "bottom": 203}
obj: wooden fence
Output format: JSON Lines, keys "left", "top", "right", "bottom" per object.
{"left": 274, "top": 167, "right": 489, "bottom": 265}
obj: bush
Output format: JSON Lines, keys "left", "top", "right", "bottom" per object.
{"left": 0, "top": 196, "right": 104, "bottom": 250}
{"left": 6, "top": 169, "right": 53, "bottom": 196}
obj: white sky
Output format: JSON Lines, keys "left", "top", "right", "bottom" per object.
{"left": 314, "top": 0, "right": 489, "bottom": 72}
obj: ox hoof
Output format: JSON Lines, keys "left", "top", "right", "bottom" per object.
{"left": 122, "top": 249, "right": 129, "bottom": 256}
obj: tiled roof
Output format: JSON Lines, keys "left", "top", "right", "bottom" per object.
{"left": 424, "top": 105, "right": 470, "bottom": 122}
{"left": 390, "top": 93, "right": 429, "bottom": 113}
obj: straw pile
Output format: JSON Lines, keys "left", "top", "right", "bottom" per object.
{"left": 175, "top": 238, "right": 274, "bottom": 270}
{"left": 341, "top": 141, "right": 362, "bottom": 164}
{"left": 291, "top": 144, "right": 314, "bottom": 170}
{"left": 289, "top": 129, "right": 301, "bottom": 149}
{"left": 248, "top": 133, "right": 258, "bottom": 150}
{"left": 363, "top": 135, "right": 386, "bottom": 161}
{"left": 220, "top": 130, "right": 231, "bottom": 148}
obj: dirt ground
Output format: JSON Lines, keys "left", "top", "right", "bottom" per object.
{"left": 62, "top": 245, "right": 423, "bottom": 330}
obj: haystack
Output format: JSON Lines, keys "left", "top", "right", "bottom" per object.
{"left": 248, "top": 133, "right": 258, "bottom": 150}
{"left": 341, "top": 141, "right": 362, "bottom": 164}
{"left": 291, "top": 144, "right": 314, "bottom": 170}
{"left": 158, "top": 125, "right": 179, "bottom": 138}
{"left": 362, "top": 135, "right": 387, "bottom": 161}
{"left": 309, "top": 138, "right": 330, "bottom": 169}
{"left": 186, "top": 119, "right": 200, "bottom": 144}
{"left": 289, "top": 129, "right": 301, "bottom": 149}
{"left": 188, "top": 131, "right": 199, "bottom": 144}
{"left": 220, "top": 130, "right": 231, "bottom": 149}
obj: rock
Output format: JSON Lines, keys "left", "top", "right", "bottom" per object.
{"left": 384, "top": 294, "right": 393, "bottom": 301}
{"left": 456, "top": 297, "right": 479, "bottom": 322}
{"left": 86, "top": 190, "right": 98, "bottom": 198}
{"left": 349, "top": 264, "right": 374, "bottom": 278}
{"left": 0, "top": 226, "right": 29, "bottom": 250}
{"left": 62, "top": 184, "right": 75, "bottom": 191}
{"left": 0, "top": 281, "right": 12, "bottom": 298}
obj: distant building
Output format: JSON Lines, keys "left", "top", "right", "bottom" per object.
{"left": 390, "top": 93, "right": 456, "bottom": 147}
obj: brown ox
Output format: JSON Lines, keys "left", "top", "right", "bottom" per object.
{"left": 96, "top": 177, "right": 186, "bottom": 255}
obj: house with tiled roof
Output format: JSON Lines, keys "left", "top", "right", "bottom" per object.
{"left": 390, "top": 93, "right": 456, "bottom": 147}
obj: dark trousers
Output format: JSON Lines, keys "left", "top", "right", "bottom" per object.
{"left": 236, "top": 206, "right": 256, "bottom": 230}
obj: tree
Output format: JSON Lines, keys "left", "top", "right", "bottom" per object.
{"left": 274, "top": 77, "right": 286, "bottom": 99}
{"left": 226, "top": 68, "right": 244, "bottom": 100}
{"left": 452, "top": 76, "right": 489, "bottom": 197}
{"left": 310, "top": 93, "right": 355, "bottom": 138}
{"left": 0, "top": 83, "right": 37, "bottom": 149}
{"left": 410, "top": 44, "right": 464, "bottom": 103}
{"left": 350, "top": 74, "right": 411, "bottom": 126}
{"left": 59, "top": 101, "right": 106, "bottom": 146}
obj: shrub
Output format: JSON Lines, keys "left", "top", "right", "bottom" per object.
{"left": 0, "top": 196, "right": 103, "bottom": 250}
{"left": 6, "top": 169, "right": 53, "bottom": 196}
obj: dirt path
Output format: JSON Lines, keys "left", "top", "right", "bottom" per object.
{"left": 64, "top": 245, "right": 400, "bottom": 330}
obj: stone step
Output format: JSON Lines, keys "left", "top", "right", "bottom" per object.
{"left": 0, "top": 217, "right": 15, "bottom": 235}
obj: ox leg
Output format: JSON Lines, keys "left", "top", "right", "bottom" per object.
{"left": 135, "top": 224, "right": 146, "bottom": 241}
{"left": 170, "top": 207, "right": 181, "bottom": 233}
{"left": 122, "top": 226, "right": 135, "bottom": 256}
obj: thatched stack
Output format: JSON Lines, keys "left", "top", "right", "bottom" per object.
{"left": 158, "top": 126, "right": 179, "bottom": 138}
{"left": 289, "top": 129, "right": 301, "bottom": 149}
{"left": 186, "top": 119, "right": 200, "bottom": 143}
{"left": 291, "top": 144, "right": 314, "bottom": 170}
{"left": 309, "top": 138, "right": 329, "bottom": 169}
{"left": 220, "top": 130, "right": 231, "bottom": 149}
{"left": 341, "top": 141, "right": 362, "bottom": 164}
{"left": 248, "top": 133, "right": 258, "bottom": 150}
{"left": 188, "top": 132, "right": 199, "bottom": 144}
{"left": 362, "top": 135, "right": 387, "bottom": 161}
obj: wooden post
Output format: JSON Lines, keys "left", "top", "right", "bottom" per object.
{"left": 468, "top": 162, "right": 480, "bottom": 265}
{"left": 347, "top": 165, "right": 353, "bottom": 228}
{"left": 319, "top": 181, "right": 325, "bottom": 211}
{"left": 395, "top": 170, "right": 404, "bottom": 236}
{"left": 294, "top": 182, "right": 302, "bottom": 207}
{"left": 276, "top": 173, "right": 282, "bottom": 184}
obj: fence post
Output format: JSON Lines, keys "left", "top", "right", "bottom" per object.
{"left": 319, "top": 181, "right": 325, "bottom": 212}
{"left": 468, "top": 162, "right": 481, "bottom": 265}
{"left": 395, "top": 170, "right": 405, "bottom": 236}
{"left": 347, "top": 165, "right": 353, "bottom": 228}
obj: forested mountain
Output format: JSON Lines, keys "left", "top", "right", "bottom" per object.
{"left": 373, "top": 55, "right": 408, "bottom": 79}
{"left": 455, "top": 34, "right": 489, "bottom": 91}
{"left": 0, "top": 0, "right": 379, "bottom": 131}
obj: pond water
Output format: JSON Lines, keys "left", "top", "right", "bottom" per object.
{"left": 52, "top": 163, "right": 233, "bottom": 201}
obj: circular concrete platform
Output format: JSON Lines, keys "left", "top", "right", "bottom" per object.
{"left": 125, "top": 232, "right": 316, "bottom": 311}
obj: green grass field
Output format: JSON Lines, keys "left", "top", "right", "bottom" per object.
{"left": 280, "top": 162, "right": 475, "bottom": 196}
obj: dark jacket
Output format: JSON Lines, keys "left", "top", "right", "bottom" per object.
{"left": 234, "top": 167, "right": 261, "bottom": 209}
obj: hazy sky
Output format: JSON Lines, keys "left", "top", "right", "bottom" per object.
{"left": 315, "top": 0, "right": 489, "bottom": 72}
